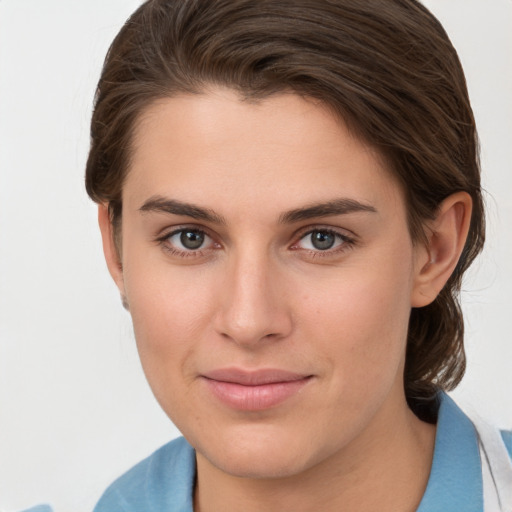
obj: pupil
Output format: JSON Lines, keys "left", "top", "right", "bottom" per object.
{"left": 311, "top": 231, "right": 335, "bottom": 250}
{"left": 180, "top": 230, "right": 204, "bottom": 250}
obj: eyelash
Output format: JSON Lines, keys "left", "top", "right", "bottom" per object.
{"left": 155, "top": 226, "right": 356, "bottom": 259}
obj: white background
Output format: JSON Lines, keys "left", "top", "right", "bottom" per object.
{"left": 0, "top": 1, "right": 510, "bottom": 510}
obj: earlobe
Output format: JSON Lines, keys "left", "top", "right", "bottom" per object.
{"left": 411, "top": 192, "right": 472, "bottom": 308}
{"left": 98, "top": 204, "right": 126, "bottom": 300}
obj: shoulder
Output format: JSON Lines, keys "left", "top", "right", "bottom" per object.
{"left": 93, "top": 436, "right": 196, "bottom": 512}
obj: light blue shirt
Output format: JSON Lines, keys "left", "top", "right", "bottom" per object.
{"left": 94, "top": 393, "right": 512, "bottom": 511}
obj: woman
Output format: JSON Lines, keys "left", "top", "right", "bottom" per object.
{"left": 86, "top": 0, "right": 512, "bottom": 510}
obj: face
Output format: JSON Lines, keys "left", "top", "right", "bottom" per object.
{"left": 105, "top": 89, "right": 430, "bottom": 479}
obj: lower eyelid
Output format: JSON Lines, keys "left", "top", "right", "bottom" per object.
{"left": 161, "top": 245, "right": 206, "bottom": 258}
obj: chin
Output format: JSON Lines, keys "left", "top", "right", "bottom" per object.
{"left": 195, "top": 423, "right": 322, "bottom": 479}
{"left": 207, "top": 449, "right": 312, "bottom": 480}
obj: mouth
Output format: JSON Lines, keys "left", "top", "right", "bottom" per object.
{"left": 200, "top": 368, "right": 313, "bottom": 411}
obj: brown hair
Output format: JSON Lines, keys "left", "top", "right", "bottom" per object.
{"left": 85, "top": 0, "right": 485, "bottom": 417}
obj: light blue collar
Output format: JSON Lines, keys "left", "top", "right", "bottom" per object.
{"left": 417, "top": 392, "right": 483, "bottom": 511}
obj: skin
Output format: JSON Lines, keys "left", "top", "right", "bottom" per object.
{"left": 99, "top": 88, "right": 472, "bottom": 511}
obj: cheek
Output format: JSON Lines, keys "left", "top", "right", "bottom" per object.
{"left": 122, "top": 234, "right": 215, "bottom": 337}
{"left": 297, "top": 261, "right": 413, "bottom": 389}
{"left": 131, "top": 283, "right": 210, "bottom": 343}
{"left": 121, "top": 256, "right": 217, "bottom": 396}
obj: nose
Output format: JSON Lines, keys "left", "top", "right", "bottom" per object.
{"left": 213, "top": 250, "right": 293, "bottom": 347}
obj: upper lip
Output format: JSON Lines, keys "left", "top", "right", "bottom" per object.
{"left": 202, "top": 368, "right": 312, "bottom": 386}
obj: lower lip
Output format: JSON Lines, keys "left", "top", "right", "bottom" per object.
{"left": 203, "top": 377, "right": 312, "bottom": 411}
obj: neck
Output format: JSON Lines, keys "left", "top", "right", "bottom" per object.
{"left": 194, "top": 393, "right": 436, "bottom": 512}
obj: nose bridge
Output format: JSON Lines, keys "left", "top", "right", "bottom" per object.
{"left": 215, "top": 245, "right": 291, "bottom": 346}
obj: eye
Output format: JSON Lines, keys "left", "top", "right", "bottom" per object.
{"left": 304, "top": 230, "right": 337, "bottom": 250}
{"left": 159, "top": 227, "right": 217, "bottom": 255}
{"left": 171, "top": 229, "right": 207, "bottom": 250}
{"left": 294, "top": 229, "right": 353, "bottom": 252}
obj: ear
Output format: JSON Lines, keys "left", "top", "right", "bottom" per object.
{"left": 411, "top": 191, "right": 472, "bottom": 308}
{"left": 98, "top": 204, "right": 127, "bottom": 304}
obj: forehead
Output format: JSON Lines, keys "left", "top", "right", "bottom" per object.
{"left": 125, "top": 89, "right": 405, "bottom": 219}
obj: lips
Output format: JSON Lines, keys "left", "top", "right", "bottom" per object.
{"left": 201, "top": 368, "right": 313, "bottom": 411}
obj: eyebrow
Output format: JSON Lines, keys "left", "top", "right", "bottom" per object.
{"left": 139, "top": 196, "right": 227, "bottom": 225}
{"left": 278, "top": 198, "right": 377, "bottom": 224}
{"left": 139, "top": 196, "right": 377, "bottom": 225}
